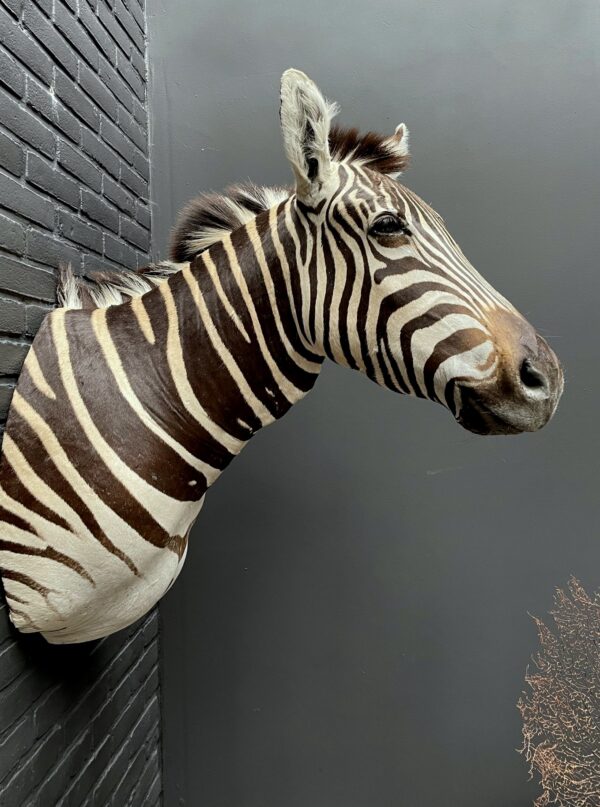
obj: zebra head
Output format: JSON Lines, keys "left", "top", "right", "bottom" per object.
{"left": 280, "top": 69, "right": 563, "bottom": 435}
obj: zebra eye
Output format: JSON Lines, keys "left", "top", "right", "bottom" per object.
{"left": 369, "top": 214, "right": 410, "bottom": 238}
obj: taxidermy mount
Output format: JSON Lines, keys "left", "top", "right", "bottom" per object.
{"left": 0, "top": 69, "right": 563, "bottom": 643}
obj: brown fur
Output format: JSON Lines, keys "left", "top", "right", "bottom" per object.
{"left": 169, "top": 182, "right": 289, "bottom": 263}
{"left": 329, "top": 125, "right": 410, "bottom": 176}
{"left": 169, "top": 126, "right": 409, "bottom": 263}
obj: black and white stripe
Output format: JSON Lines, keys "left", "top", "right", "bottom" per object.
{"left": 0, "top": 69, "right": 562, "bottom": 643}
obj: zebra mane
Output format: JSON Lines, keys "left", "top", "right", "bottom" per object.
{"left": 169, "top": 126, "right": 408, "bottom": 264}
{"left": 169, "top": 182, "right": 290, "bottom": 263}
{"left": 58, "top": 126, "right": 408, "bottom": 310}
{"left": 328, "top": 124, "right": 410, "bottom": 177}
{"left": 57, "top": 262, "right": 184, "bottom": 310}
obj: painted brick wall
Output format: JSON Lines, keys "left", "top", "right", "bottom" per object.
{"left": 0, "top": 0, "right": 162, "bottom": 804}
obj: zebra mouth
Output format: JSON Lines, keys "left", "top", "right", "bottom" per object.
{"left": 455, "top": 388, "right": 540, "bottom": 436}
{"left": 457, "top": 399, "right": 525, "bottom": 436}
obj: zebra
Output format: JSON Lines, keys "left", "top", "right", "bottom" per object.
{"left": 0, "top": 69, "right": 563, "bottom": 644}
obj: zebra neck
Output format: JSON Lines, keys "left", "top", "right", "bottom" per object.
{"left": 145, "top": 204, "right": 324, "bottom": 468}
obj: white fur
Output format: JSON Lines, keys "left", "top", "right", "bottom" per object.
{"left": 184, "top": 187, "right": 289, "bottom": 257}
{"left": 280, "top": 68, "right": 339, "bottom": 202}
{"left": 384, "top": 123, "right": 410, "bottom": 178}
{"left": 58, "top": 262, "right": 185, "bottom": 310}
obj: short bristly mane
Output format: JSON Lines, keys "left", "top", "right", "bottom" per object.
{"left": 169, "top": 182, "right": 290, "bottom": 263}
{"left": 328, "top": 124, "right": 410, "bottom": 176}
{"left": 56, "top": 261, "right": 185, "bottom": 310}
{"left": 58, "top": 125, "right": 407, "bottom": 310}
{"left": 169, "top": 126, "right": 408, "bottom": 264}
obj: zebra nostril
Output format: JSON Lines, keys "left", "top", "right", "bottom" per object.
{"left": 519, "top": 358, "right": 547, "bottom": 392}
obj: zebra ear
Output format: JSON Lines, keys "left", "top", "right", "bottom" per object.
{"left": 280, "top": 69, "right": 339, "bottom": 203}
{"left": 381, "top": 123, "right": 410, "bottom": 178}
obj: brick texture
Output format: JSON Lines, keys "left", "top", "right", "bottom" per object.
{"left": 0, "top": 0, "right": 162, "bottom": 804}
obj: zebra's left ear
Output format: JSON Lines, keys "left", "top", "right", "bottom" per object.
{"left": 381, "top": 124, "right": 410, "bottom": 178}
{"left": 280, "top": 69, "right": 339, "bottom": 204}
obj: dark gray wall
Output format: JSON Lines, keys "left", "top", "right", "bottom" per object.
{"left": 0, "top": 0, "right": 161, "bottom": 803}
{"left": 147, "top": 2, "right": 599, "bottom": 805}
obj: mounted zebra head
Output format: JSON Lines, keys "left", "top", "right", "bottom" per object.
{"left": 277, "top": 69, "right": 563, "bottom": 435}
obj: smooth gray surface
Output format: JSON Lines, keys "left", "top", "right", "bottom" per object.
{"left": 147, "top": 3, "right": 599, "bottom": 805}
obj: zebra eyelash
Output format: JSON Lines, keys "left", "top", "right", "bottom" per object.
{"left": 368, "top": 212, "right": 412, "bottom": 238}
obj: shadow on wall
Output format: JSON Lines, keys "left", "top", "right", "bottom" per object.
{"left": 0, "top": 584, "right": 161, "bottom": 804}
{"left": 519, "top": 578, "right": 600, "bottom": 807}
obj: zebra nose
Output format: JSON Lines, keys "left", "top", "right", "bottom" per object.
{"left": 518, "top": 357, "right": 550, "bottom": 396}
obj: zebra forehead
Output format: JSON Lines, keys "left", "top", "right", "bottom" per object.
{"left": 169, "top": 126, "right": 413, "bottom": 264}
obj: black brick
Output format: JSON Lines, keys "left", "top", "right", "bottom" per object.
{"left": 0, "top": 381, "right": 14, "bottom": 419}
{"left": 133, "top": 148, "right": 150, "bottom": 180}
{"left": 54, "top": 0, "right": 99, "bottom": 71}
{"left": 102, "top": 173, "right": 134, "bottom": 215}
{"left": 120, "top": 215, "right": 149, "bottom": 250}
{"left": 81, "top": 251, "right": 121, "bottom": 274}
{"left": 0, "top": 0, "right": 23, "bottom": 18}
{"left": 116, "top": 48, "right": 145, "bottom": 101}
{"left": 117, "top": 105, "right": 146, "bottom": 151}
{"left": 26, "top": 228, "right": 82, "bottom": 270}
{"left": 27, "top": 730, "right": 94, "bottom": 807}
{"left": 0, "top": 6, "right": 53, "bottom": 86}
{"left": 0, "top": 296, "right": 26, "bottom": 335}
{"left": 32, "top": 0, "right": 52, "bottom": 16}
{"left": 111, "top": 722, "right": 159, "bottom": 806}
{"left": 27, "top": 151, "right": 80, "bottom": 209}
{"left": 0, "top": 1, "right": 161, "bottom": 802}
{"left": 135, "top": 248, "right": 149, "bottom": 269}
{"left": 132, "top": 95, "right": 147, "bottom": 128}
{"left": 0, "top": 340, "right": 28, "bottom": 374}
{"left": 99, "top": 54, "right": 135, "bottom": 112}
{"left": 81, "top": 189, "right": 119, "bottom": 233}
{"left": 0, "top": 254, "right": 55, "bottom": 300}
{"left": 100, "top": 114, "right": 135, "bottom": 163}
{"left": 0, "top": 47, "right": 24, "bottom": 97}
{"left": 0, "top": 131, "right": 24, "bottom": 177}
{"left": 93, "top": 711, "right": 157, "bottom": 807}
{"left": 104, "top": 232, "right": 137, "bottom": 268}
{"left": 26, "top": 78, "right": 83, "bottom": 150}
{"left": 0, "top": 604, "right": 12, "bottom": 641}
{"left": 58, "top": 138, "right": 101, "bottom": 192}
{"left": 55, "top": 69, "right": 100, "bottom": 132}
{"left": 0, "top": 725, "right": 62, "bottom": 805}
{"left": 0, "top": 172, "right": 55, "bottom": 229}
{"left": 27, "top": 152, "right": 80, "bottom": 209}
{"left": 78, "top": 0, "right": 117, "bottom": 66}
{"left": 0, "top": 639, "right": 28, "bottom": 690}
{"left": 81, "top": 128, "right": 120, "bottom": 179}
{"left": 120, "top": 160, "right": 147, "bottom": 199}
{"left": 97, "top": 1, "right": 132, "bottom": 57}
{"left": 55, "top": 101, "right": 82, "bottom": 144}
{"left": 0, "top": 210, "right": 26, "bottom": 255}
{"left": 56, "top": 735, "right": 111, "bottom": 807}
{"left": 124, "top": 0, "right": 145, "bottom": 33}
{"left": 25, "top": 76, "right": 53, "bottom": 123}
{"left": 0, "top": 667, "right": 45, "bottom": 730}
{"left": 0, "top": 712, "right": 33, "bottom": 783}
{"left": 114, "top": 0, "right": 145, "bottom": 53}
{"left": 130, "top": 42, "right": 146, "bottom": 81}
{"left": 135, "top": 200, "right": 151, "bottom": 230}
{"left": 79, "top": 61, "right": 118, "bottom": 121}
{"left": 132, "top": 751, "right": 161, "bottom": 806}
{"left": 0, "top": 90, "right": 56, "bottom": 159}
{"left": 22, "top": 2, "right": 78, "bottom": 79}
{"left": 25, "top": 302, "right": 51, "bottom": 334}
{"left": 58, "top": 209, "right": 102, "bottom": 252}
